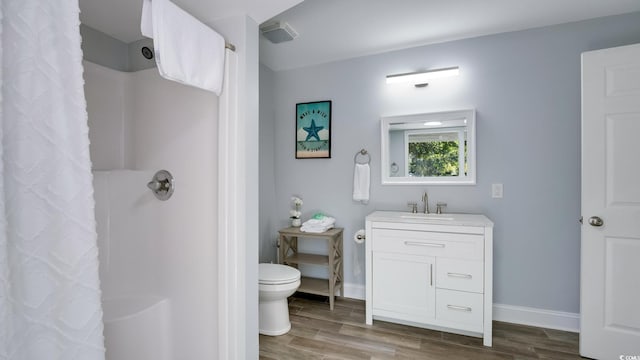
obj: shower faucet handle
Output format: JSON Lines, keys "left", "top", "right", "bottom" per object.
{"left": 147, "top": 180, "right": 163, "bottom": 191}
{"left": 147, "top": 170, "right": 175, "bottom": 201}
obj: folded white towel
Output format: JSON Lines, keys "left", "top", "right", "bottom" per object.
{"left": 304, "top": 217, "right": 336, "bottom": 226}
{"left": 141, "top": 0, "right": 225, "bottom": 95}
{"left": 353, "top": 163, "right": 370, "bottom": 203}
{"left": 300, "top": 214, "right": 336, "bottom": 233}
{"left": 300, "top": 224, "right": 334, "bottom": 233}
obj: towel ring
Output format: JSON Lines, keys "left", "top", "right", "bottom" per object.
{"left": 354, "top": 149, "right": 371, "bottom": 164}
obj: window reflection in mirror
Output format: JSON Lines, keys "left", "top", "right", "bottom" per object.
{"left": 406, "top": 128, "right": 466, "bottom": 177}
{"left": 382, "top": 110, "right": 475, "bottom": 185}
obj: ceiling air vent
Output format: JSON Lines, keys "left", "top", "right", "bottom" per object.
{"left": 260, "top": 21, "right": 298, "bottom": 44}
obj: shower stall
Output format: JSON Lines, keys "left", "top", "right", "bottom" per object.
{"left": 4, "top": 0, "right": 269, "bottom": 355}
{"left": 84, "top": 57, "right": 219, "bottom": 359}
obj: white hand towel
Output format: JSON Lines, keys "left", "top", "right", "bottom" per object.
{"left": 353, "top": 163, "right": 370, "bottom": 202}
{"left": 300, "top": 224, "right": 334, "bottom": 233}
{"left": 141, "top": 0, "right": 225, "bottom": 95}
{"left": 304, "top": 217, "right": 336, "bottom": 226}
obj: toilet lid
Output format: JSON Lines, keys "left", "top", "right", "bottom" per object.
{"left": 259, "top": 263, "right": 300, "bottom": 285}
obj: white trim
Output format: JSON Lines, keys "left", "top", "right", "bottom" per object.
{"left": 483, "top": 226, "right": 493, "bottom": 346}
{"left": 218, "top": 49, "right": 244, "bottom": 360}
{"left": 493, "top": 303, "right": 580, "bottom": 333}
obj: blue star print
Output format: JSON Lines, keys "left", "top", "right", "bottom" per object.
{"left": 303, "top": 119, "right": 324, "bottom": 141}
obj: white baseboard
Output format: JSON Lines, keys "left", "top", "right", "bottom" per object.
{"left": 343, "top": 283, "right": 365, "bottom": 300}
{"left": 493, "top": 303, "right": 579, "bottom": 333}
{"left": 340, "top": 287, "right": 580, "bottom": 333}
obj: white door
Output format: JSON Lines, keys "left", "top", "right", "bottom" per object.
{"left": 581, "top": 43, "right": 640, "bottom": 359}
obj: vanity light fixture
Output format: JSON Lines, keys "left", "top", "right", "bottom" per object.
{"left": 386, "top": 66, "right": 459, "bottom": 87}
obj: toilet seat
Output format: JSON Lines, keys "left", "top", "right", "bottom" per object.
{"left": 259, "top": 263, "right": 300, "bottom": 285}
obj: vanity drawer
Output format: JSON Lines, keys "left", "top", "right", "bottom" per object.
{"left": 436, "top": 258, "right": 483, "bottom": 293}
{"left": 436, "top": 289, "right": 483, "bottom": 331}
{"left": 372, "top": 229, "right": 484, "bottom": 260}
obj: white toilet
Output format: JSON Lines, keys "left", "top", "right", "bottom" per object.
{"left": 258, "top": 263, "right": 301, "bottom": 336}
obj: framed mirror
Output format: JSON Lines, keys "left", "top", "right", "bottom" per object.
{"left": 381, "top": 109, "right": 476, "bottom": 185}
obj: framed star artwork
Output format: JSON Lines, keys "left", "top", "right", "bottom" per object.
{"left": 295, "top": 100, "right": 332, "bottom": 159}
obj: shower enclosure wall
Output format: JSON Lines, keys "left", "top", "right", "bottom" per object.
{"left": 84, "top": 58, "right": 219, "bottom": 359}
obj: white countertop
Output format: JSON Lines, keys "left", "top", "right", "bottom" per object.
{"left": 365, "top": 211, "right": 493, "bottom": 227}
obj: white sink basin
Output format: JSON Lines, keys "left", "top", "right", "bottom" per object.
{"left": 399, "top": 214, "right": 455, "bottom": 221}
{"left": 366, "top": 211, "right": 494, "bottom": 227}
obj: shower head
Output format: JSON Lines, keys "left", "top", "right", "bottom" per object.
{"left": 141, "top": 46, "right": 154, "bottom": 60}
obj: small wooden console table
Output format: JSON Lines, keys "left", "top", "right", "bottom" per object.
{"left": 278, "top": 227, "right": 344, "bottom": 310}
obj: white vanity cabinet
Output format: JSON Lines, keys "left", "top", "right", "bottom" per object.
{"left": 365, "top": 211, "right": 493, "bottom": 346}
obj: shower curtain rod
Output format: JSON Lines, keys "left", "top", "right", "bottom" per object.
{"left": 225, "top": 42, "right": 236, "bottom": 52}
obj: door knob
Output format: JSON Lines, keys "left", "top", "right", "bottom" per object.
{"left": 588, "top": 216, "right": 604, "bottom": 227}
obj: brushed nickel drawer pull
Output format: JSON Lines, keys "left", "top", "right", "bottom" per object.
{"left": 447, "top": 272, "right": 472, "bottom": 279}
{"left": 430, "top": 264, "right": 433, "bottom": 286}
{"left": 404, "top": 241, "right": 445, "bottom": 248}
{"left": 447, "top": 305, "right": 472, "bottom": 312}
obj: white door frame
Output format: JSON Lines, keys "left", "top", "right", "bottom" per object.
{"left": 218, "top": 48, "right": 246, "bottom": 360}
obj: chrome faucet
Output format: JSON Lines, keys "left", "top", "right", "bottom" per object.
{"left": 421, "top": 191, "right": 430, "bottom": 214}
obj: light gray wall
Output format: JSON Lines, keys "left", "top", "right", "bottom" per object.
{"left": 244, "top": 17, "right": 261, "bottom": 360}
{"left": 259, "top": 64, "right": 279, "bottom": 263}
{"left": 389, "top": 130, "right": 405, "bottom": 176}
{"left": 262, "top": 12, "right": 640, "bottom": 313}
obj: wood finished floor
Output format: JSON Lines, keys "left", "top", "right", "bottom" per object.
{"left": 259, "top": 294, "right": 585, "bottom": 360}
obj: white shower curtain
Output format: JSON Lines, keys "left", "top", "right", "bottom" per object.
{"left": 0, "top": 1, "right": 105, "bottom": 359}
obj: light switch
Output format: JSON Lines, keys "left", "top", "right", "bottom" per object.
{"left": 492, "top": 183, "right": 503, "bottom": 198}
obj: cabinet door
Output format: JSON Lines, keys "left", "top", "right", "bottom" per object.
{"left": 372, "top": 252, "right": 435, "bottom": 318}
